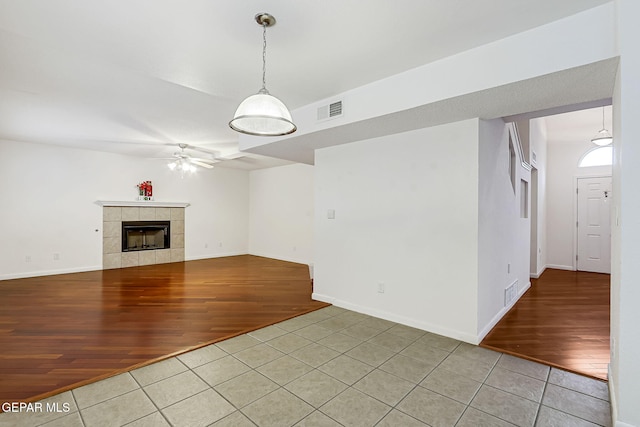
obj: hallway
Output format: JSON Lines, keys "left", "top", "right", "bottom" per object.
{"left": 480, "top": 269, "right": 610, "bottom": 380}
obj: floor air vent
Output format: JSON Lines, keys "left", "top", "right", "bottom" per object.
{"left": 505, "top": 280, "right": 518, "bottom": 306}
{"left": 317, "top": 100, "right": 343, "bottom": 121}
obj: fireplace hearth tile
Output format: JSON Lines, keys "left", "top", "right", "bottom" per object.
{"left": 171, "top": 220, "right": 185, "bottom": 235}
{"left": 170, "top": 249, "right": 184, "bottom": 263}
{"left": 103, "top": 253, "right": 122, "bottom": 269}
{"left": 103, "top": 221, "right": 121, "bottom": 238}
{"left": 156, "top": 208, "right": 171, "bottom": 221}
{"left": 156, "top": 249, "right": 171, "bottom": 264}
{"left": 122, "top": 252, "right": 139, "bottom": 268}
{"left": 170, "top": 208, "right": 184, "bottom": 221}
{"left": 172, "top": 234, "right": 185, "bottom": 249}
{"left": 139, "top": 251, "right": 156, "bottom": 266}
{"left": 140, "top": 207, "right": 156, "bottom": 220}
{"left": 104, "top": 237, "right": 121, "bottom": 254}
{"left": 122, "top": 207, "right": 140, "bottom": 221}
{"left": 104, "top": 207, "right": 122, "bottom": 221}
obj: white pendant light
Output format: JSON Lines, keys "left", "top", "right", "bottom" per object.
{"left": 591, "top": 107, "right": 613, "bottom": 146}
{"left": 229, "top": 13, "right": 296, "bottom": 136}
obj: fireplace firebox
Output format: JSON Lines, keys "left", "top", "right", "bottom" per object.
{"left": 122, "top": 221, "right": 170, "bottom": 252}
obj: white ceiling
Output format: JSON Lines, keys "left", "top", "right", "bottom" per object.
{"left": 0, "top": 0, "right": 612, "bottom": 169}
{"left": 545, "top": 105, "right": 613, "bottom": 145}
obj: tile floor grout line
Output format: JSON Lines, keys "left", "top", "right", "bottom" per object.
{"left": 66, "top": 390, "right": 86, "bottom": 427}
{"left": 476, "top": 353, "right": 530, "bottom": 427}
{"left": 533, "top": 375, "right": 549, "bottom": 427}
{"left": 127, "top": 367, "right": 173, "bottom": 427}
{"left": 70, "top": 372, "right": 138, "bottom": 413}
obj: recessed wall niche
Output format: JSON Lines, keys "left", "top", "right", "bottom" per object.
{"left": 97, "top": 201, "right": 189, "bottom": 269}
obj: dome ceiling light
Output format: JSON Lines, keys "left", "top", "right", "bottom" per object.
{"left": 229, "top": 13, "right": 297, "bottom": 137}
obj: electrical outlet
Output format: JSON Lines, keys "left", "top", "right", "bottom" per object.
{"left": 25, "top": 255, "right": 31, "bottom": 263}
{"left": 53, "top": 253, "right": 60, "bottom": 261}
{"left": 204, "top": 243, "right": 208, "bottom": 248}
{"left": 377, "top": 282, "right": 385, "bottom": 293}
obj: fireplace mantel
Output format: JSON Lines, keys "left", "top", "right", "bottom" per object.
{"left": 96, "top": 200, "right": 190, "bottom": 208}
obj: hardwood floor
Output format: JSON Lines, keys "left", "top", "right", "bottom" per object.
{"left": 0, "top": 255, "right": 328, "bottom": 403}
{"left": 480, "top": 269, "right": 610, "bottom": 381}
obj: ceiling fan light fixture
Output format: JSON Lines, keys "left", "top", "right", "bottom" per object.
{"left": 229, "top": 13, "right": 296, "bottom": 137}
{"left": 591, "top": 107, "right": 613, "bottom": 146}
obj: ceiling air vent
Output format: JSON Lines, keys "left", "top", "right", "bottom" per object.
{"left": 317, "top": 100, "right": 343, "bottom": 122}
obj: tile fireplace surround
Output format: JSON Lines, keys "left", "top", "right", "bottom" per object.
{"left": 98, "top": 201, "right": 189, "bottom": 270}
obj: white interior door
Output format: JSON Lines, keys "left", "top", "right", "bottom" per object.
{"left": 576, "top": 176, "right": 612, "bottom": 274}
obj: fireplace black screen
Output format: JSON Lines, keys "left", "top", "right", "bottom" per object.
{"left": 122, "top": 221, "right": 170, "bottom": 252}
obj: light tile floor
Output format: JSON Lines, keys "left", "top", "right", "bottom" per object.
{"left": 0, "top": 306, "right": 612, "bottom": 427}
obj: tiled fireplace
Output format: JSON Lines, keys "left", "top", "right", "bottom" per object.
{"left": 98, "top": 201, "right": 189, "bottom": 269}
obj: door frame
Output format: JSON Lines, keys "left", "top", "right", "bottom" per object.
{"left": 573, "top": 174, "right": 612, "bottom": 271}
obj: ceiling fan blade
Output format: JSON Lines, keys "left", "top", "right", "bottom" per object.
{"left": 182, "top": 144, "right": 224, "bottom": 156}
{"left": 190, "top": 156, "right": 217, "bottom": 164}
{"left": 218, "top": 152, "right": 248, "bottom": 160}
{"left": 190, "top": 159, "right": 215, "bottom": 169}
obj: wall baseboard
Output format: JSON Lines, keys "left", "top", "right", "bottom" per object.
{"left": 0, "top": 265, "right": 102, "bottom": 281}
{"left": 545, "top": 264, "right": 575, "bottom": 271}
{"left": 610, "top": 364, "right": 618, "bottom": 426}
{"left": 477, "top": 280, "right": 532, "bottom": 343}
{"left": 247, "top": 251, "right": 312, "bottom": 267}
{"left": 530, "top": 265, "right": 547, "bottom": 279}
{"left": 185, "top": 251, "right": 247, "bottom": 261}
{"left": 608, "top": 367, "right": 637, "bottom": 427}
{"left": 311, "top": 292, "right": 479, "bottom": 344}
{"left": 1, "top": 254, "right": 306, "bottom": 281}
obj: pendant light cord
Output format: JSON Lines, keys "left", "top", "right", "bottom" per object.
{"left": 261, "top": 22, "right": 268, "bottom": 93}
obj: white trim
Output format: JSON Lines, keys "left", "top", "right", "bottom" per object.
{"left": 546, "top": 264, "right": 575, "bottom": 271}
{"left": 0, "top": 265, "right": 102, "bottom": 281}
{"left": 478, "top": 280, "right": 532, "bottom": 342}
{"left": 185, "top": 252, "right": 247, "bottom": 261}
{"left": 96, "top": 200, "right": 190, "bottom": 208}
{"left": 609, "top": 364, "right": 619, "bottom": 426}
{"left": 607, "top": 365, "right": 637, "bottom": 427}
{"left": 247, "top": 251, "right": 312, "bottom": 266}
{"left": 530, "top": 265, "right": 547, "bottom": 279}
{"left": 312, "top": 292, "right": 480, "bottom": 344}
{"left": 509, "top": 122, "right": 532, "bottom": 171}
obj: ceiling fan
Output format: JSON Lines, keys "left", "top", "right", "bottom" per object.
{"left": 167, "top": 143, "right": 217, "bottom": 172}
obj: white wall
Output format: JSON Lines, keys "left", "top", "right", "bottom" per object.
{"left": 248, "top": 164, "right": 314, "bottom": 265}
{"left": 0, "top": 139, "right": 249, "bottom": 280}
{"left": 313, "top": 120, "right": 480, "bottom": 342}
{"left": 477, "top": 120, "right": 531, "bottom": 339}
{"left": 545, "top": 139, "right": 612, "bottom": 271}
{"left": 529, "top": 118, "right": 548, "bottom": 277}
{"left": 611, "top": 1, "right": 640, "bottom": 425}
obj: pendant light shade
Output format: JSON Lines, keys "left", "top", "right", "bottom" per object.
{"left": 591, "top": 129, "right": 613, "bottom": 146}
{"left": 230, "top": 89, "right": 296, "bottom": 136}
{"left": 229, "top": 13, "right": 296, "bottom": 137}
{"left": 591, "top": 107, "right": 612, "bottom": 146}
